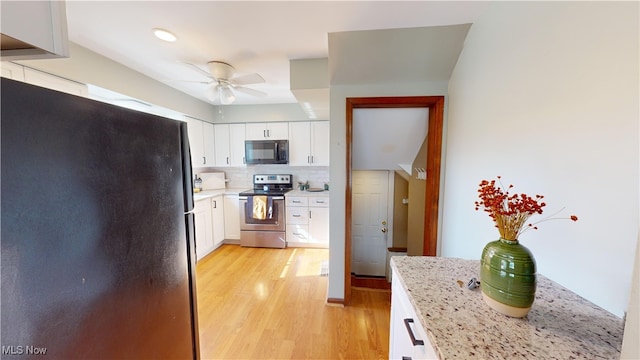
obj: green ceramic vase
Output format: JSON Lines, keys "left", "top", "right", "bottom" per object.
{"left": 480, "top": 238, "right": 536, "bottom": 318}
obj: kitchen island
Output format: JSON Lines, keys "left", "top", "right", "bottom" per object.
{"left": 390, "top": 256, "right": 624, "bottom": 359}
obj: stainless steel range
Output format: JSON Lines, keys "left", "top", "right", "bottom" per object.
{"left": 239, "top": 174, "right": 293, "bottom": 248}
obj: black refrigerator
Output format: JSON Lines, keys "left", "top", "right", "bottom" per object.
{"left": 1, "top": 78, "right": 200, "bottom": 359}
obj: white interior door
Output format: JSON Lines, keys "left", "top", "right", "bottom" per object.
{"left": 351, "top": 170, "right": 389, "bottom": 277}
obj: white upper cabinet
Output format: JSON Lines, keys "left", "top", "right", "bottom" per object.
{"left": 1, "top": 1, "right": 70, "bottom": 60}
{"left": 23, "top": 68, "right": 87, "bottom": 97}
{"left": 310, "top": 121, "right": 330, "bottom": 166}
{"left": 214, "top": 124, "right": 231, "bottom": 166}
{"left": 1, "top": 64, "right": 87, "bottom": 97}
{"left": 289, "top": 121, "right": 329, "bottom": 166}
{"left": 186, "top": 116, "right": 215, "bottom": 168}
{"left": 202, "top": 122, "right": 215, "bottom": 167}
{"left": 1, "top": 62, "right": 25, "bottom": 81}
{"left": 214, "top": 123, "right": 246, "bottom": 167}
{"left": 288, "top": 122, "right": 311, "bottom": 166}
{"left": 229, "top": 123, "right": 246, "bottom": 166}
{"left": 245, "top": 122, "right": 288, "bottom": 140}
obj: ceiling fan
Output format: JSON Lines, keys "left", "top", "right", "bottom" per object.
{"left": 182, "top": 61, "right": 267, "bottom": 105}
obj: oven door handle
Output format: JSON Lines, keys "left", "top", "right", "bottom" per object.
{"left": 239, "top": 196, "right": 285, "bottom": 200}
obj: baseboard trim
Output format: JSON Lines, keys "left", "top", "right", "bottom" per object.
{"left": 326, "top": 298, "right": 345, "bottom": 306}
{"left": 351, "top": 275, "right": 391, "bottom": 290}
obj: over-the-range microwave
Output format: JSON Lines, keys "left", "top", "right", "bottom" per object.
{"left": 245, "top": 139, "right": 289, "bottom": 165}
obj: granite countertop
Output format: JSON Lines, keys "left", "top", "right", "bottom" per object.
{"left": 390, "top": 256, "right": 624, "bottom": 359}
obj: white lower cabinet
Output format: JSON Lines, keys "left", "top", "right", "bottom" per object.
{"left": 390, "top": 270, "right": 438, "bottom": 360}
{"left": 286, "top": 195, "right": 329, "bottom": 247}
{"left": 223, "top": 194, "right": 240, "bottom": 240}
{"left": 286, "top": 196, "right": 309, "bottom": 244}
{"left": 195, "top": 196, "right": 225, "bottom": 261}
{"left": 194, "top": 198, "right": 214, "bottom": 261}
{"left": 308, "top": 197, "right": 329, "bottom": 245}
{"left": 211, "top": 195, "right": 225, "bottom": 248}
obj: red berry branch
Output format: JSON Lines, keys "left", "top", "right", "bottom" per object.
{"left": 475, "top": 176, "right": 578, "bottom": 241}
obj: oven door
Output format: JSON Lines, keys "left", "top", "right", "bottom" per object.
{"left": 239, "top": 196, "right": 286, "bottom": 232}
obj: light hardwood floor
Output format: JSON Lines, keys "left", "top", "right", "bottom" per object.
{"left": 195, "top": 244, "right": 391, "bottom": 359}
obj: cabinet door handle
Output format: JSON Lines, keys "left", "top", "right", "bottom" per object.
{"left": 308, "top": 155, "right": 311, "bottom": 164}
{"left": 309, "top": 210, "right": 312, "bottom": 219}
{"left": 311, "top": 155, "right": 314, "bottom": 163}
{"left": 292, "top": 214, "right": 301, "bottom": 217}
{"left": 315, "top": 200, "right": 325, "bottom": 204}
{"left": 226, "top": 156, "right": 229, "bottom": 165}
{"left": 403, "top": 318, "right": 424, "bottom": 346}
{"left": 267, "top": 129, "right": 270, "bottom": 137}
{"left": 292, "top": 200, "right": 301, "bottom": 203}
{"left": 402, "top": 357, "right": 412, "bottom": 360}
{"left": 243, "top": 156, "right": 246, "bottom": 164}
{"left": 203, "top": 156, "right": 206, "bottom": 164}
{"left": 212, "top": 200, "right": 217, "bottom": 209}
{"left": 263, "top": 129, "right": 267, "bottom": 138}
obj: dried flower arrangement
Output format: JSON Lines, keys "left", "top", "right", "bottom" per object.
{"left": 474, "top": 176, "right": 578, "bottom": 241}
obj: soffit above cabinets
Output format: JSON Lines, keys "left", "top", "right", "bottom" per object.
{"left": 329, "top": 24, "right": 472, "bottom": 86}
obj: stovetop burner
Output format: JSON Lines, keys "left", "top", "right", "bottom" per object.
{"left": 239, "top": 173, "right": 293, "bottom": 197}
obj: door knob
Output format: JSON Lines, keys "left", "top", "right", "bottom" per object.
{"left": 381, "top": 227, "right": 388, "bottom": 233}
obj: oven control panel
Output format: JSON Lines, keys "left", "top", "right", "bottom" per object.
{"left": 253, "top": 174, "right": 292, "bottom": 185}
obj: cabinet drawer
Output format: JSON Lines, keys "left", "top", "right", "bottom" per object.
{"left": 286, "top": 196, "right": 308, "bottom": 207}
{"left": 391, "top": 272, "right": 438, "bottom": 360}
{"left": 286, "top": 206, "right": 308, "bottom": 224}
{"left": 286, "top": 225, "right": 309, "bottom": 242}
{"left": 309, "top": 196, "right": 329, "bottom": 207}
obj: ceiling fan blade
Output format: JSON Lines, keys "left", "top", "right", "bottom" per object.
{"left": 231, "top": 73, "right": 265, "bottom": 86}
{"left": 233, "top": 85, "right": 267, "bottom": 98}
{"left": 166, "top": 79, "right": 213, "bottom": 85}
{"left": 179, "top": 61, "right": 215, "bottom": 80}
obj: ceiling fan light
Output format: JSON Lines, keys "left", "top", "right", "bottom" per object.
{"left": 152, "top": 28, "right": 177, "bottom": 42}
{"left": 220, "top": 86, "right": 236, "bottom": 105}
{"left": 204, "top": 85, "right": 219, "bottom": 102}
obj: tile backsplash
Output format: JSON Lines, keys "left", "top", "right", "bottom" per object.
{"left": 194, "top": 166, "right": 329, "bottom": 190}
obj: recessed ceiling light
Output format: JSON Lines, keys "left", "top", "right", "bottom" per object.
{"left": 152, "top": 28, "right": 176, "bottom": 42}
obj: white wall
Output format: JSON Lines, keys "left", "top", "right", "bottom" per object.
{"left": 352, "top": 108, "right": 428, "bottom": 171}
{"left": 443, "top": 1, "right": 638, "bottom": 319}
{"left": 213, "top": 103, "right": 309, "bottom": 123}
{"left": 14, "top": 42, "right": 218, "bottom": 122}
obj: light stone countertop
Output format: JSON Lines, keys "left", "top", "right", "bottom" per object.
{"left": 193, "top": 187, "right": 246, "bottom": 201}
{"left": 390, "top": 256, "right": 624, "bottom": 359}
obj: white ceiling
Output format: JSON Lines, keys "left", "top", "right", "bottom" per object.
{"left": 65, "top": 1, "right": 487, "bottom": 106}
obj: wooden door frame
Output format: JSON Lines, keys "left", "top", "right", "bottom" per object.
{"left": 344, "top": 96, "right": 444, "bottom": 305}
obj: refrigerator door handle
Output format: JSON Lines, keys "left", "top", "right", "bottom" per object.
{"left": 184, "top": 209, "right": 195, "bottom": 215}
